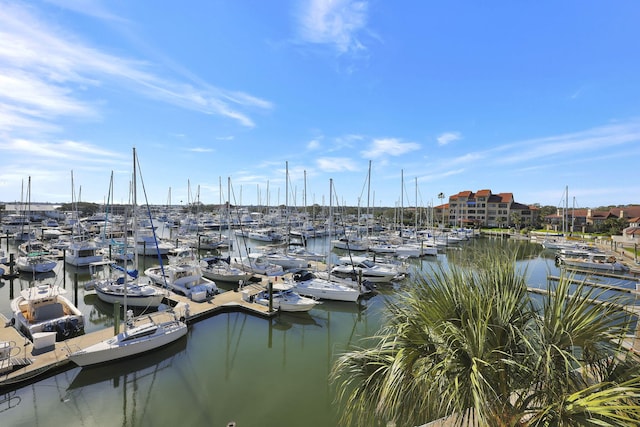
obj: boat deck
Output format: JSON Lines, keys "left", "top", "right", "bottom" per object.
{"left": 0, "top": 279, "right": 276, "bottom": 389}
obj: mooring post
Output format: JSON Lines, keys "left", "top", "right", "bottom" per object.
{"left": 74, "top": 273, "right": 78, "bottom": 305}
{"left": 114, "top": 301, "right": 121, "bottom": 335}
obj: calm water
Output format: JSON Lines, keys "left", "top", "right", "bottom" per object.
{"left": 1, "top": 234, "right": 637, "bottom": 426}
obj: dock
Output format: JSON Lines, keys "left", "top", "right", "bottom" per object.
{"left": 0, "top": 279, "right": 277, "bottom": 390}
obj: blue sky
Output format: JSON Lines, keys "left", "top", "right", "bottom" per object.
{"left": 1, "top": 1, "right": 639, "bottom": 210}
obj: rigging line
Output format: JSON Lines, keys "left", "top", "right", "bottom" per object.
{"left": 228, "top": 179, "right": 251, "bottom": 265}
{"left": 134, "top": 149, "right": 168, "bottom": 289}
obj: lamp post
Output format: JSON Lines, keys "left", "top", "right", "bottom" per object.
{"left": 437, "top": 192, "right": 445, "bottom": 227}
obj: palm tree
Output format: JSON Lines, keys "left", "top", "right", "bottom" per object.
{"left": 331, "top": 248, "right": 640, "bottom": 426}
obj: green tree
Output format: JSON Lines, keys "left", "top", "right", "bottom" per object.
{"left": 603, "top": 217, "right": 629, "bottom": 236}
{"left": 331, "top": 248, "right": 640, "bottom": 426}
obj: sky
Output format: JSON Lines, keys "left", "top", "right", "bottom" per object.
{"left": 1, "top": 0, "right": 639, "bottom": 210}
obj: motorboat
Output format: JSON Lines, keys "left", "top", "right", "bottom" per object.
{"left": 133, "top": 230, "right": 173, "bottom": 256}
{"left": 331, "top": 256, "right": 403, "bottom": 283}
{"left": 290, "top": 269, "right": 365, "bottom": 303}
{"left": 10, "top": 284, "right": 84, "bottom": 341}
{"left": 331, "top": 236, "right": 369, "bottom": 251}
{"left": 285, "top": 246, "right": 325, "bottom": 262}
{"left": 230, "top": 253, "right": 284, "bottom": 276}
{"left": 253, "top": 249, "right": 310, "bottom": 270}
{"left": 252, "top": 282, "right": 320, "bottom": 312}
{"left": 144, "top": 259, "right": 218, "bottom": 302}
{"left": 65, "top": 238, "right": 103, "bottom": 267}
{"left": 200, "top": 256, "right": 253, "bottom": 283}
{"left": 557, "top": 252, "right": 629, "bottom": 272}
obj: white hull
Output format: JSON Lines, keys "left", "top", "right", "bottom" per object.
{"left": 95, "top": 284, "right": 166, "bottom": 308}
{"left": 16, "top": 256, "right": 57, "bottom": 273}
{"left": 292, "top": 272, "right": 362, "bottom": 302}
{"left": 68, "top": 319, "right": 187, "bottom": 367}
{"left": 254, "top": 288, "right": 319, "bottom": 312}
{"left": 560, "top": 258, "right": 628, "bottom": 272}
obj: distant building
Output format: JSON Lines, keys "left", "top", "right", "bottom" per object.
{"left": 545, "top": 205, "right": 640, "bottom": 234}
{"left": 434, "top": 189, "right": 539, "bottom": 228}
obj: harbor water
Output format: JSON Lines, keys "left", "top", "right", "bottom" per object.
{"left": 1, "top": 233, "right": 638, "bottom": 426}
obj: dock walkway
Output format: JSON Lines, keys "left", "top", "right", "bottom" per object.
{"left": 0, "top": 279, "right": 277, "bottom": 389}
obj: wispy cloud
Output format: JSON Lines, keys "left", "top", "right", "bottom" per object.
{"left": 307, "top": 138, "right": 322, "bottom": 150}
{"left": 0, "top": 139, "right": 126, "bottom": 164}
{"left": 187, "top": 147, "right": 214, "bottom": 153}
{"left": 361, "top": 138, "right": 420, "bottom": 158}
{"left": 316, "top": 157, "right": 359, "bottom": 172}
{"left": 437, "top": 132, "right": 461, "bottom": 146}
{"left": 492, "top": 120, "right": 640, "bottom": 165}
{"left": 43, "top": 0, "right": 127, "bottom": 22}
{"left": 0, "top": 1, "right": 272, "bottom": 133}
{"left": 295, "top": 0, "right": 369, "bottom": 54}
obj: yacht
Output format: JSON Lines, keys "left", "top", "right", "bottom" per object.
{"left": 11, "top": 284, "right": 84, "bottom": 341}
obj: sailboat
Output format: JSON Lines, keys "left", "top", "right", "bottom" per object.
{"left": 15, "top": 177, "right": 59, "bottom": 274}
{"left": 93, "top": 175, "right": 166, "bottom": 309}
{"left": 67, "top": 148, "right": 188, "bottom": 367}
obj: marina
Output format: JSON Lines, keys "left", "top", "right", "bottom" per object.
{"left": 1, "top": 221, "right": 639, "bottom": 425}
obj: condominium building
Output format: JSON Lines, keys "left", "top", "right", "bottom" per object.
{"left": 436, "top": 189, "right": 538, "bottom": 228}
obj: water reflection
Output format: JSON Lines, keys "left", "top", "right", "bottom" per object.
{"left": 2, "top": 236, "right": 639, "bottom": 426}
{"left": 66, "top": 336, "right": 188, "bottom": 390}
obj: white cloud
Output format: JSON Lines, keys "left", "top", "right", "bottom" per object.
{"left": 493, "top": 120, "right": 640, "bottom": 165}
{"left": 316, "top": 157, "right": 359, "bottom": 172}
{"left": 296, "top": 0, "right": 369, "bottom": 54}
{"left": 188, "top": 147, "right": 214, "bottom": 153}
{"left": 361, "top": 138, "right": 420, "bottom": 158}
{"left": 307, "top": 139, "right": 321, "bottom": 150}
{"left": 437, "top": 132, "right": 461, "bottom": 146}
{"left": 0, "top": 1, "right": 272, "bottom": 132}
{"left": 43, "top": 0, "right": 127, "bottom": 22}
{"left": 0, "top": 138, "right": 125, "bottom": 164}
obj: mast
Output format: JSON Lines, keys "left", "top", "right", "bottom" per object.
{"left": 400, "top": 169, "right": 404, "bottom": 239}
{"left": 128, "top": 147, "right": 139, "bottom": 317}
{"left": 366, "top": 160, "right": 371, "bottom": 234}
{"left": 415, "top": 176, "right": 418, "bottom": 235}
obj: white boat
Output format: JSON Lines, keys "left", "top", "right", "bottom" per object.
{"left": 254, "top": 249, "right": 310, "bottom": 270}
{"left": 144, "top": 259, "right": 218, "bottom": 302}
{"left": 252, "top": 283, "right": 320, "bottom": 312}
{"left": 331, "top": 236, "right": 369, "bottom": 251}
{"left": 285, "top": 246, "right": 325, "bottom": 262}
{"left": 230, "top": 253, "right": 284, "bottom": 276}
{"left": 331, "top": 256, "right": 403, "bottom": 283}
{"left": 290, "top": 270, "right": 365, "bottom": 303}
{"left": 16, "top": 252, "right": 58, "bottom": 273}
{"left": 92, "top": 262, "right": 166, "bottom": 308}
{"left": 67, "top": 314, "right": 187, "bottom": 367}
{"left": 65, "top": 238, "right": 103, "bottom": 267}
{"left": 557, "top": 253, "right": 629, "bottom": 272}
{"left": 67, "top": 147, "right": 189, "bottom": 367}
{"left": 247, "top": 228, "right": 283, "bottom": 242}
{"left": 134, "top": 230, "right": 173, "bottom": 256}
{"left": 10, "top": 284, "right": 84, "bottom": 341}
{"left": 200, "top": 256, "right": 253, "bottom": 283}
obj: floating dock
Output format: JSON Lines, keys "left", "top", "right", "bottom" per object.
{"left": 0, "top": 280, "right": 277, "bottom": 390}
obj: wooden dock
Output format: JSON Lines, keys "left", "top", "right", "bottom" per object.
{"left": 0, "top": 279, "right": 277, "bottom": 390}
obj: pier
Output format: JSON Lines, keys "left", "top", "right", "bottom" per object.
{"left": 0, "top": 278, "right": 278, "bottom": 390}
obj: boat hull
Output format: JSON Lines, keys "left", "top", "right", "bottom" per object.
{"left": 68, "top": 320, "right": 187, "bottom": 367}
